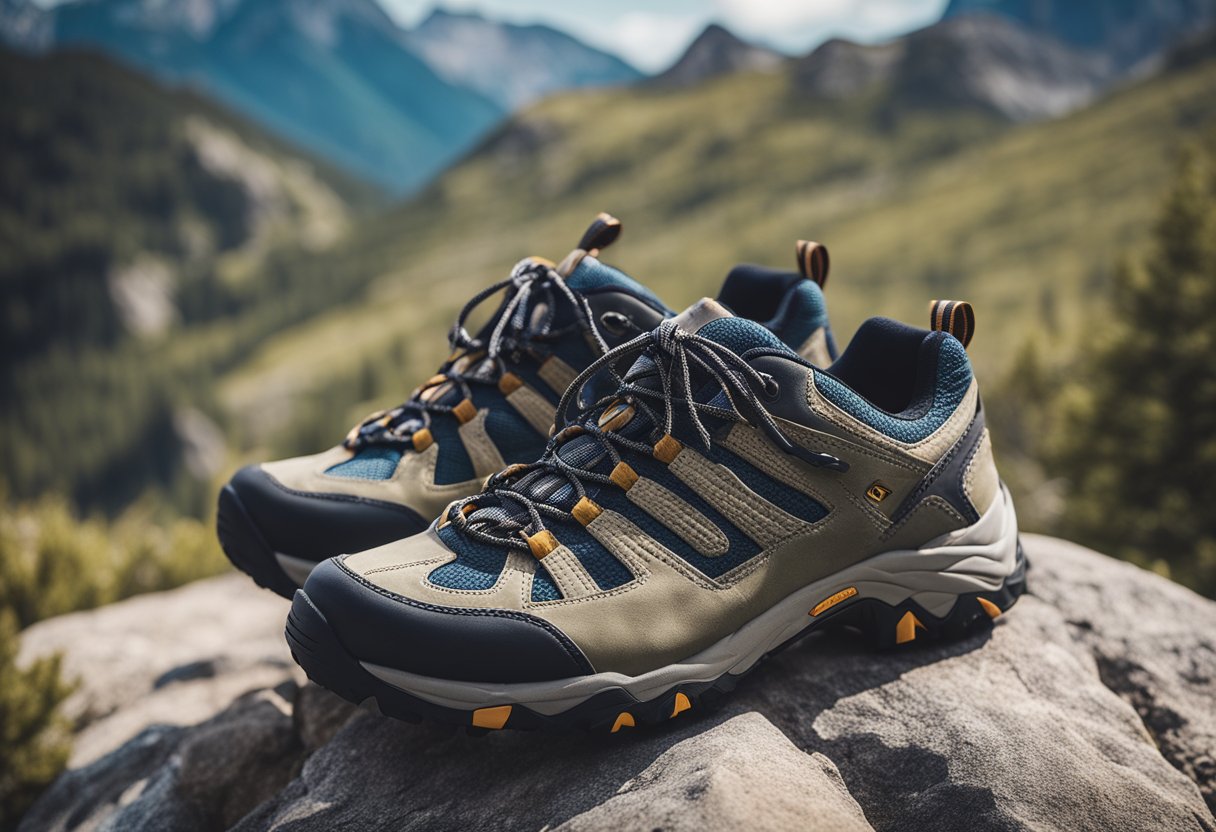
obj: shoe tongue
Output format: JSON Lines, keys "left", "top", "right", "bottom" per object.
{"left": 670, "top": 297, "right": 733, "bottom": 333}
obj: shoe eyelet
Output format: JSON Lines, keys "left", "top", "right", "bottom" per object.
{"left": 599, "top": 311, "right": 633, "bottom": 337}
{"left": 760, "top": 374, "right": 780, "bottom": 401}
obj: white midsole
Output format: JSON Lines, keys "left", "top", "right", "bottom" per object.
{"left": 275, "top": 552, "right": 317, "bottom": 587}
{"left": 361, "top": 485, "right": 1020, "bottom": 716}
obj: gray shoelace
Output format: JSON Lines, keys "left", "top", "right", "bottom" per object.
{"left": 449, "top": 318, "right": 847, "bottom": 550}
{"left": 345, "top": 259, "right": 608, "bottom": 450}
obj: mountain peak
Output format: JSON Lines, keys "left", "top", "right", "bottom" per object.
{"left": 793, "top": 14, "right": 1115, "bottom": 122}
{"left": 941, "top": 0, "right": 1216, "bottom": 69}
{"left": 653, "top": 22, "right": 783, "bottom": 88}
{"left": 405, "top": 10, "right": 641, "bottom": 109}
{"left": 419, "top": 7, "right": 483, "bottom": 26}
{"left": 0, "top": 0, "right": 53, "bottom": 50}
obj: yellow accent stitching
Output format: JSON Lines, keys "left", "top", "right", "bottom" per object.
{"left": 810, "top": 586, "right": 858, "bottom": 617}
{"left": 653, "top": 434, "right": 683, "bottom": 464}
{"left": 498, "top": 372, "right": 524, "bottom": 395}
{"left": 526, "top": 529, "right": 559, "bottom": 559}
{"left": 572, "top": 497, "right": 603, "bottom": 526}
{"left": 610, "top": 462, "right": 639, "bottom": 491}
{"left": 452, "top": 399, "right": 477, "bottom": 424}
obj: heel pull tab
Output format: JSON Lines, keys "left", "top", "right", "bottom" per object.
{"left": 579, "top": 212, "right": 622, "bottom": 257}
{"left": 795, "top": 240, "right": 829, "bottom": 288}
{"left": 558, "top": 212, "right": 622, "bottom": 276}
{"left": 930, "top": 299, "right": 975, "bottom": 348}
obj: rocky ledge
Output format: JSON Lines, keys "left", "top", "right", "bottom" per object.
{"left": 17, "top": 535, "right": 1216, "bottom": 831}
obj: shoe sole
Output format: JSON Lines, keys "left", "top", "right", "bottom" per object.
{"left": 216, "top": 484, "right": 302, "bottom": 599}
{"left": 282, "top": 535, "right": 1026, "bottom": 729}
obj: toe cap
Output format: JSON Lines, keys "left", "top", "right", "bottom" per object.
{"left": 303, "top": 556, "right": 593, "bottom": 684}
{"left": 228, "top": 464, "right": 428, "bottom": 561}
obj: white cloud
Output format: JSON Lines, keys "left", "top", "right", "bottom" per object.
{"left": 716, "top": 0, "right": 946, "bottom": 52}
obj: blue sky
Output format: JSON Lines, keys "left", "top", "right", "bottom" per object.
{"left": 380, "top": 0, "right": 950, "bottom": 72}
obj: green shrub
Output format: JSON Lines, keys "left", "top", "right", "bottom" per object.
{"left": 0, "top": 488, "right": 227, "bottom": 630}
{"left": 0, "top": 610, "right": 72, "bottom": 831}
{"left": 0, "top": 488, "right": 229, "bottom": 827}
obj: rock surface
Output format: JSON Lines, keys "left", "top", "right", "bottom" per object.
{"left": 18, "top": 535, "right": 1216, "bottom": 832}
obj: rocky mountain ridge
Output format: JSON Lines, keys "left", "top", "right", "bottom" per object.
{"left": 17, "top": 536, "right": 1216, "bottom": 831}
{"left": 404, "top": 9, "right": 641, "bottom": 109}
{"left": 652, "top": 23, "right": 783, "bottom": 88}
{"left": 0, "top": 0, "right": 645, "bottom": 192}
{"left": 37, "top": 0, "right": 501, "bottom": 193}
{"left": 943, "top": 0, "right": 1216, "bottom": 69}
{"left": 795, "top": 14, "right": 1114, "bottom": 122}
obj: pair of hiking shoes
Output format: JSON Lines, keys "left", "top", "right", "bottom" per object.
{"left": 218, "top": 214, "right": 1026, "bottom": 734}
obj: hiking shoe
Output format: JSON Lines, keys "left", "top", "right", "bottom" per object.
{"left": 286, "top": 297, "right": 1026, "bottom": 732}
{"left": 218, "top": 216, "right": 838, "bottom": 597}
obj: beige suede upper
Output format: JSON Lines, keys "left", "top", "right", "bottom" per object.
{"left": 341, "top": 362, "right": 1001, "bottom": 676}
{"left": 261, "top": 443, "right": 479, "bottom": 527}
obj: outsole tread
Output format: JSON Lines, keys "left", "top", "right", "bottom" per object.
{"left": 286, "top": 543, "right": 1029, "bottom": 735}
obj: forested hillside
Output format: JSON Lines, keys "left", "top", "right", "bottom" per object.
{"left": 0, "top": 47, "right": 377, "bottom": 515}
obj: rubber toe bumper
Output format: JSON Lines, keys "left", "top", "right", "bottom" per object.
{"left": 217, "top": 465, "right": 429, "bottom": 598}
{"left": 301, "top": 557, "right": 594, "bottom": 683}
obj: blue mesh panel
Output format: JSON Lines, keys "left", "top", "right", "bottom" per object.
{"left": 558, "top": 523, "right": 636, "bottom": 590}
{"left": 511, "top": 363, "right": 562, "bottom": 403}
{"left": 324, "top": 447, "right": 402, "bottom": 480}
{"left": 595, "top": 453, "right": 762, "bottom": 579}
{"left": 548, "top": 340, "right": 597, "bottom": 388}
{"left": 566, "top": 258, "right": 670, "bottom": 313}
{"left": 697, "top": 317, "right": 793, "bottom": 357}
{"left": 813, "top": 336, "right": 972, "bottom": 443}
{"left": 484, "top": 409, "right": 547, "bottom": 466}
{"left": 427, "top": 524, "right": 509, "bottom": 590}
{"left": 530, "top": 565, "right": 562, "bottom": 602}
{"left": 428, "top": 417, "right": 475, "bottom": 485}
{"left": 704, "top": 445, "right": 828, "bottom": 524}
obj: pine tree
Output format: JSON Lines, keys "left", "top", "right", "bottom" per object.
{"left": 1051, "top": 139, "right": 1216, "bottom": 596}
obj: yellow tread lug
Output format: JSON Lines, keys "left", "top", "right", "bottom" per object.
{"left": 611, "top": 712, "right": 635, "bottom": 733}
{"left": 895, "top": 611, "right": 924, "bottom": 644}
{"left": 977, "top": 597, "right": 1003, "bottom": 619}
{"left": 670, "top": 692, "right": 692, "bottom": 718}
{"left": 471, "top": 705, "right": 512, "bottom": 730}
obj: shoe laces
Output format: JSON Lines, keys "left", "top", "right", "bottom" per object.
{"left": 447, "top": 318, "right": 848, "bottom": 551}
{"left": 344, "top": 258, "right": 608, "bottom": 451}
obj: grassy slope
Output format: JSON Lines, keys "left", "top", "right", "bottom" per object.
{"left": 220, "top": 53, "right": 1216, "bottom": 458}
